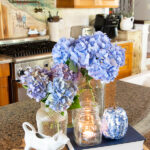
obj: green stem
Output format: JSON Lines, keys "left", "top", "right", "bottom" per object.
{"left": 88, "top": 80, "right": 95, "bottom": 102}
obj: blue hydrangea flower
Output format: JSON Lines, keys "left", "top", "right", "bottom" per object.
{"left": 70, "top": 35, "right": 90, "bottom": 68}
{"left": 52, "top": 31, "right": 125, "bottom": 83}
{"left": 52, "top": 37, "right": 75, "bottom": 64}
{"left": 46, "top": 77, "right": 77, "bottom": 112}
{"left": 19, "top": 66, "right": 50, "bottom": 102}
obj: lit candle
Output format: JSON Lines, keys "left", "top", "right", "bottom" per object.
{"left": 83, "top": 130, "right": 96, "bottom": 140}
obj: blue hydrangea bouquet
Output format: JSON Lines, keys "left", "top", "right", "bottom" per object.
{"left": 19, "top": 31, "right": 125, "bottom": 114}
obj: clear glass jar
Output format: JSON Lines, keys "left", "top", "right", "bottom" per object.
{"left": 36, "top": 103, "right": 68, "bottom": 136}
{"left": 78, "top": 77, "right": 105, "bottom": 117}
{"left": 74, "top": 102, "right": 102, "bottom": 147}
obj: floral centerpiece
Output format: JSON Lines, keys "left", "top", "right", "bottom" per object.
{"left": 19, "top": 31, "right": 125, "bottom": 140}
{"left": 52, "top": 31, "right": 125, "bottom": 83}
{"left": 19, "top": 64, "right": 79, "bottom": 136}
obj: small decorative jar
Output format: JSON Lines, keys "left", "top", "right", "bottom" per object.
{"left": 74, "top": 102, "right": 102, "bottom": 147}
{"left": 36, "top": 103, "right": 68, "bottom": 136}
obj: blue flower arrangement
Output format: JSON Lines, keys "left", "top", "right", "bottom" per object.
{"left": 19, "top": 65, "right": 78, "bottom": 112}
{"left": 52, "top": 31, "right": 125, "bottom": 83}
{"left": 19, "top": 31, "right": 125, "bottom": 113}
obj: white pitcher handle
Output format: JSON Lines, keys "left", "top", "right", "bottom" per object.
{"left": 22, "top": 122, "right": 36, "bottom": 133}
{"left": 131, "top": 17, "right": 134, "bottom": 22}
{"left": 67, "top": 141, "right": 74, "bottom": 150}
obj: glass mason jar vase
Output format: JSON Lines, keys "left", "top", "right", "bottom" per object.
{"left": 36, "top": 103, "right": 68, "bottom": 136}
{"left": 74, "top": 102, "right": 102, "bottom": 147}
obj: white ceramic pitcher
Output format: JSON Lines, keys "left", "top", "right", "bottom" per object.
{"left": 22, "top": 122, "right": 74, "bottom": 150}
{"left": 120, "top": 17, "right": 134, "bottom": 31}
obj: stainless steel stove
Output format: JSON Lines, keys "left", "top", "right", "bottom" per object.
{"left": 0, "top": 36, "right": 56, "bottom": 103}
{"left": 0, "top": 40, "right": 55, "bottom": 58}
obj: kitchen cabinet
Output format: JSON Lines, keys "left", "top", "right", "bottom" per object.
{"left": 116, "top": 30, "right": 142, "bottom": 75}
{"left": 56, "top": 0, "right": 119, "bottom": 8}
{"left": 117, "top": 42, "right": 133, "bottom": 79}
{"left": 0, "top": 63, "right": 10, "bottom": 106}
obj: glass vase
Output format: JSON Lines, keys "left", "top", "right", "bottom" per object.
{"left": 36, "top": 103, "right": 68, "bottom": 136}
{"left": 74, "top": 102, "right": 102, "bottom": 147}
{"left": 78, "top": 77, "right": 105, "bottom": 117}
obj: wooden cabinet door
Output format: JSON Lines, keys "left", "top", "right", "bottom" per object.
{"left": 75, "top": 0, "right": 95, "bottom": 8}
{"left": 95, "top": 0, "right": 119, "bottom": 8}
{"left": 117, "top": 42, "right": 133, "bottom": 79}
{"left": 57, "top": 0, "right": 75, "bottom": 8}
{"left": 0, "top": 64, "right": 10, "bottom": 106}
{"left": 57, "top": 0, "right": 119, "bottom": 8}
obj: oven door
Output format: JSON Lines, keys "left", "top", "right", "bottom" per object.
{"left": 11, "top": 80, "right": 30, "bottom": 102}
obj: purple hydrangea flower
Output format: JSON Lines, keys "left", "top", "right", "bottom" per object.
{"left": 46, "top": 77, "right": 77, "bottom": 112}
{"left": 19, "top": 66, "right": 50, "bottom": 102}
{"left": 51, "top": 63, "right": 80, "bottom": 82}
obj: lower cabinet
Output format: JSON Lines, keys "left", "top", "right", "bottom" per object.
{"left": 0, "top": 63, "right": 10, "bottom": 106}
{"left": 117, "top": 42, "right": 133, "bottom": 79}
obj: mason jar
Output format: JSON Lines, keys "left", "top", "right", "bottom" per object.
{"left": 73, "top": 102, "right": 102, "bottom": 147}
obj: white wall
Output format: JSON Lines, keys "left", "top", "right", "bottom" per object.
{"left": 134, "top": 0, "right": 150, "bottom": 21}
{"left": 58, "top": 8, "right": 109, "bottom": 38}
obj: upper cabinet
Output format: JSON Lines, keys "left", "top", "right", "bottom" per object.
{"left": 56, "top": 0, "right": 119, "bottom": 8}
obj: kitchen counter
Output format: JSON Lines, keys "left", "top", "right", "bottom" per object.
{"left": 112, "top": 40, "right": 132, "bottom": 44}
{"left": 0, "top": 55, "right": 13, "bottom": 64}
{"left": 0, "top": 100, "right": 40, "bottom": 150}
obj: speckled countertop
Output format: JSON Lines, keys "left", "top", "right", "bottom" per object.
{"left": 0, "top": 100, "right": 40, "bottom": 150}
{"left": 0, "top": 79, "right": 149, "bottom": 149}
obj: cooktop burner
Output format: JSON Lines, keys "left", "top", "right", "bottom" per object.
{"left": 0, "top": 41, "right": 56, "bottom": 58}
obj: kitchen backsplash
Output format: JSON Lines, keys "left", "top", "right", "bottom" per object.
{"left": 0, "top": 0, "right": 108, "bottom": 39}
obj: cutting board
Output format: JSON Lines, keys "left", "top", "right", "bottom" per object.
{"left": 0, "top": 2, "right": 9, "bottom": 40}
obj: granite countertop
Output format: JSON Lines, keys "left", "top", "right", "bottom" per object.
{"left": 0, "top": 100, "right": 40, "bottom": 150}
{"left": 0, "top": 55, "right": 13, "bottom": 64}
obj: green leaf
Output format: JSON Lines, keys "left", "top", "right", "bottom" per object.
{"left": 66, "top": 59, "right": 78, "bottom": 73}
{"left": 69, "top": 60, "right": 78, "bottom": 73}
{"left": 81, "top": 68, "right": 93, "bottom": 82}
{"left": 66, "top": 59, "right": 70, "bottom": 66}
{"left": 60, "top": 112, "right": 64, "bottom": 116}
{"left": 41, "top": 94, "right": 50, "bottom": 103}
{"left": 22, "top": 85, "right": 28, "bottom": 90}
{"left": 68, "top": 95, "right": 81, "bottom": 110}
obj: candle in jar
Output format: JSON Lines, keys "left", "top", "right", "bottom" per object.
{"left": 83, "top": 130, "right": 96, "bottom": 140}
